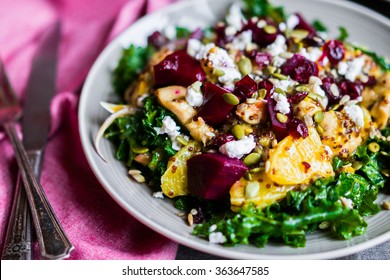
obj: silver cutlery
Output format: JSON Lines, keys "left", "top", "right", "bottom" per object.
{"left": 0, "top": 22, "right": 74, "bottom": 260}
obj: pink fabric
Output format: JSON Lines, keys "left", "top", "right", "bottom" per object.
{"left": 0, "top": 0, "right": 179, "bottom": 260}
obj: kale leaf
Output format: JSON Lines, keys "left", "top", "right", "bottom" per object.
{"left": 242, "top": 0, "right": 286, "bottom": 23}
{"left": 112, "top": 44, "right": 155, "bottom": 97}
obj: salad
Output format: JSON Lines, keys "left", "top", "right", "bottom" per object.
{"left": 96, "top": 0, "right": 390, "bottom": 248}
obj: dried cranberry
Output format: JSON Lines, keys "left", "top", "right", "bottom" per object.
{"left": 215, "top": 24, "right": 235, "bottom": 47}
{"left": 337, "top": 80, "right": 363, "bottom": 100}
{"left": 242, "top": 19, "right": 278, "bottom": 47}
{"left": 147, "top": 31, "right": 168, "bottom": 49}
{"left": 281, "top": 54, "right": 319, "bottom": 83}
{"left": 323, "top": 40, "right": 345, "bottom": 65}
{"left": 321, "top": 76, "right": 341, "bottom": 104}
{"left": 302, "top": 33, "right": 325, "bottom": 48}
{"left": 154, "top": 50, "right": 206, "bottom": 87}
{"left": 247, "top": 51, "right": 272, "bottom": 68}
{"left": 258, "top": 79, "right": 275, "bottom": 99}
{"left": 210, "top": 133, "right": 235, "bottom": 147}
{"left": 362, "top": 75, "right": 377, "bottom": 87}
{"left": 287, "top": 118, "right": 309, "bottom": 139}
{"left": 234, "top": 75, "right": 258, "bottom": 100}
{"left": 191, "top": 207, "right": 205, "bottom": 224}
{"left": 288, "top": 91, "right": 309, "bottom": 104}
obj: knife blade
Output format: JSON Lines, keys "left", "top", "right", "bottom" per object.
{"left": 1, "top": 22, "right": 73, "bottom": 260}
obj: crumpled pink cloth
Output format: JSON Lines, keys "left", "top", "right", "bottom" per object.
{"left": 0, "top": 0, "right": 179, "bottom": 260}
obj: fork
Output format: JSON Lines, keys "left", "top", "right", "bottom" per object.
{"left": 0, "top": 61, "right": 74, "bottom": 260}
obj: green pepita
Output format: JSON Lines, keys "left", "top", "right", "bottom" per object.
{"left": 213, "top": 68, "right": 225, "bottom": 77}
{"left": 231, "top": 124, "right": 245, "bottom": 139}
{"left": 296, "top": 84, "right": 310, "bottom": 92}
{"left": 191, "top": 81, "right": 203, "bottom": 92}
{"left": 272, "top": 72, "right": 288, "bottom": 80}
{"left": 313, "top": 111, "right": 324, "bottom": 123}
{"left": 238, "top": 56, "right": 252, "bottom": 76}
{"left": 131, "top": 146, "right": 149, "bottom": 154}
{"left": 176, "top": 136, "right": 189, "bottom": 146}
{"left": 258, "top": 88, "right": 268, "bottom": 99}
{"left": 368, "top": 142, "right": 380, "bottom": 153}
{"left": 223, "top": 93, "right": 240, "bottom": 105}
{"left": 243, "top": 153, "right": 261, "bottom": 166}
{"left": 264, "top": 25, "right": 277, "bottom": 34}
{"left": 276, "top": 113, "right": 288, "bottom": 123}
{"left": 291, "top": 29, "right": 310, "bottom": 41}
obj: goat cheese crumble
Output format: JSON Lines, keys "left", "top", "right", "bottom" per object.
{"left": 219, "top": 135, "right": 256, "bottom": 159}
{"left": 344, "top": 104, "right": 364, "bottom": 128}
{"left": 273, "top": 92, "right": 291, "bottom": 114}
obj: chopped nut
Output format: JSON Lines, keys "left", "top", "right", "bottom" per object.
{"left": 128, "top": 169, "right": 145, "bottom": 183}
{"left": 383, "top": 201, "right": 390, "bottom": 210}
{"left": 187, "top": 213, "right": 194, "bottom": 226}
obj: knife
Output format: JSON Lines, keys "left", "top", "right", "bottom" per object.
{"left": 1, "top": 22, "right": 73, "bottom": 260}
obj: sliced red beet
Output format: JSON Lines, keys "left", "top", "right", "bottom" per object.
{"left": 258, "top": 79, "right": 275, "bottom": 99}
{"left": 267, "top": 93, "right": 291, "bottom": 140}
{"left": 197, "top": 82, "right": 235, "bottom": 126}
{"left": 187, "top": 153, "right": 248, "bottom": 201}
{"left": 154, "top": 50, "right": 206, "bottom": 87}
{"left": 234, "top": 75, "right": 258, "bottom": 100}
{"left": 281, "top": 54, "right": 318, "bottom": 83}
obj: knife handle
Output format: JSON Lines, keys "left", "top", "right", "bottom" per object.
{"left": 3, "top": 123, "right": 74, "bottom": 260}
{"left": 1, "top": 149, "right": 44, "bottom": 260}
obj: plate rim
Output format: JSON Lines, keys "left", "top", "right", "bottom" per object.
{"left": 79, "top": 0, "right": 390, "bottom": 260}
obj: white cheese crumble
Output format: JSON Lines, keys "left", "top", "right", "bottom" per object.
{"left": 286, "top": 14, "right": 299, "bottom": 30}
{"left": 186, "top": 86, "right": 203, "bottom": 107}
{"left": 187, "top": 38, "right": 203, "bottom": 57}
{"left": 344, "top": 104, "right": 364, "bottom": 128}
{"left": 209, "top": 232, "right": 227, "bottom": 244}
{"left": 219, "top": 135, "right": 256, "bottom": 159}
{"left": 269, "top": 78, "right": 295, "bottom": 92}
{"left": 299, "top": 47, "right": 323, "bottom": 62}
{"left": 272, "top": 56, "right": 286, "bottom": 67}
{"left": 163, "top": 24, "right": 176, "bottom": 40}
{"left": 266, "top": 34, "right": 286, "bottom": 56}
{"left": 338, "top": 56, "right": 366, "bottom": 81}
{"left": 152, "top": 192, "right": 164, "bottom": 199}
{"left": 209, "top": 224, "right": 217, "bottom": 232}
{"left": 154, "top": 116, "right": 187, "bottom": 151}
{"left": 230, "top": 30, "right": 252, "bottom": 50}
{"left": 337, "top": 61, "right": 348, "bottom": 75}
{"left": 273, "top": 92, "right": 291, "bottom": 114}
{"left": 225, "top": 2, "right": 246, "bottom": 31}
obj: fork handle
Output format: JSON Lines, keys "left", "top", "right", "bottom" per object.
{"left": 3, "top": 122, "right": 74, "bottom": 260}
{"left": 1, "top": 150, "right": 43, "bottom": 260}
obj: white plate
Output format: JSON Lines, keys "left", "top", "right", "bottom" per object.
{"left": 79, "top": 0, "right": 390, "bottom": 259}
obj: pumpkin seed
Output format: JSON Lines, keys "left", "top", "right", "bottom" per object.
{"left": 272, "top": 72, "right": 288, "bottom": 80}
{"left": 296, "top": 84, "right": 310, "bottom": 92}
{"left": 231, "top": 124, "right": 245, "bottom": 139}
{"left": 264, "top": 25, "right": 277, "bottom": 34}
{"left": 176, "top": 135, "right": 189, "bottom": 146}
{"left": 223, "top": 93, "right": 240, "bottom": 105}
{"left": 131, "top": 146, "right": 149, "bottom": 154}
{"left": 238, "top": 56, "right": 252, "bottom": 76}
{"left": 291, "top": 29, "right": 309, "bottom": 41}
{"left": 276, "top": 113, "right": 288, "bottom": 123}
{"left": 368, "top": 142, "right": 380, "bottom": 153}
{"left": 243, "top": 153, "right": 261, "bottom": 166}
{"left": 213, "top": 68, "right": 225, "bottom": 77}
{"left": 258, "top": 88, "right": 267, "bottom": 99}
{"left": 316, "top": 125, "right": 324, "bottom": 135}
{"left": 191, "top": 81, "right": 202, "bottom": 92}
{"left": 313, "top": 111, "right": 324, "bottom": 123}
{"left": 263, "top": 66, "right": 276, "bottom": 75}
